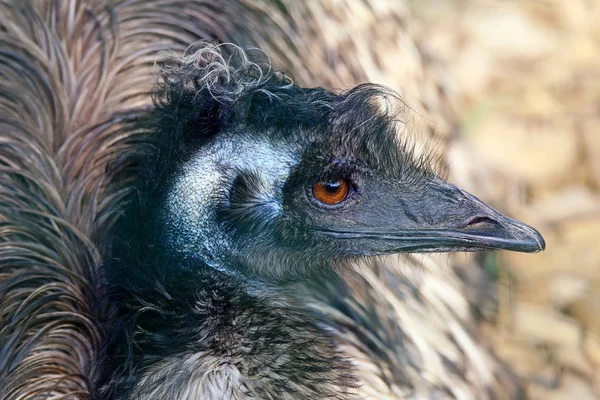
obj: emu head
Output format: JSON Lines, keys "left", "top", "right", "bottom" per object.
{"left": 125, "top": 44, "right": 544, "bottom": 283}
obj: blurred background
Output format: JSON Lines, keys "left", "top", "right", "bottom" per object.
{"left": 407, "top": 0, "right": 600, "bottom": 398}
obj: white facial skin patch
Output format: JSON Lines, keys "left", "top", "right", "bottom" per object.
{"left": 163, "top": 132, "right": 300, "bottom": 270}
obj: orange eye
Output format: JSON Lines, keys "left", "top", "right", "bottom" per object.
{"left": 313, "top": 179, "right": 351, "bottom": 205}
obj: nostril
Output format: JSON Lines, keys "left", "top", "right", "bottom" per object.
{"left": 465, "top": 216, "right": 498, "bottom": 228}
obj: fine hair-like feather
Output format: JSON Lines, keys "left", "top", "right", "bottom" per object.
{"left": 0, "top": 1, "right": 521, "bottom": 399}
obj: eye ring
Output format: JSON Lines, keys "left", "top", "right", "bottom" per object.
{"left": 313, "top": 178, "right": 351, "bottom": 205}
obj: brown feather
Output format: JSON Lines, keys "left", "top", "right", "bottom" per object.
{"left": 0, "top": 1, "right": 518, "bottom": 399}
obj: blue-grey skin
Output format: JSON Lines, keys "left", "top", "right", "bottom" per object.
{"left": 164, "top": 133, "right": 300, "bottom": 276}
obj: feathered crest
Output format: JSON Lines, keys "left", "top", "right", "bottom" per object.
{"left": 152, "top": 43, "right": 292, "bottom": 140}
{"left": 134, "top": 42, "right": 443, "bottom": 197}
{"left": 159, "top": 43, "right": 292, "bottom": 102}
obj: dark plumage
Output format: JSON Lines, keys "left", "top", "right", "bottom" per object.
{"left": 100, "top": 44, "right": 544, "bottom": 399}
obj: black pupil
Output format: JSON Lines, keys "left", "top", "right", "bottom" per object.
{"left": 325, "top": 181, "right": 341, "bottom": 193}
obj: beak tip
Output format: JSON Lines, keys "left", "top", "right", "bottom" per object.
{"left": 517, "top": 224, "right": 546, "bottom": 253}
{"left": 533, "top": 229, "right": 546, "bottom": 253}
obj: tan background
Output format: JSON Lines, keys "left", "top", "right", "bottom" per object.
{"left": 411, "top": 0, "right": 600, "bottom": 398}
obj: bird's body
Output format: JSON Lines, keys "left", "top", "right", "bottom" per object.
{"left": 0, "top": 2, "right": 544, "bottom": 399}
{"left": 106, "top": 269, "right": 357, "bottom": 399}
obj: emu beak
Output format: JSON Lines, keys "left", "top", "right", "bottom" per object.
{"left": 318, "top": 179, "right": 546, "bottom": 254}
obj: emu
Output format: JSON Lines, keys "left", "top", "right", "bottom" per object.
{"left": 101, "top": 44, "right": 545, "bottom": 399}
{"left": 0, "top": 2, "right": 547, "bottom": 399}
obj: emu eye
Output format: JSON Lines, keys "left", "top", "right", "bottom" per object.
{"left": 313, "top": 179, "right": 351, "bottom": 205}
